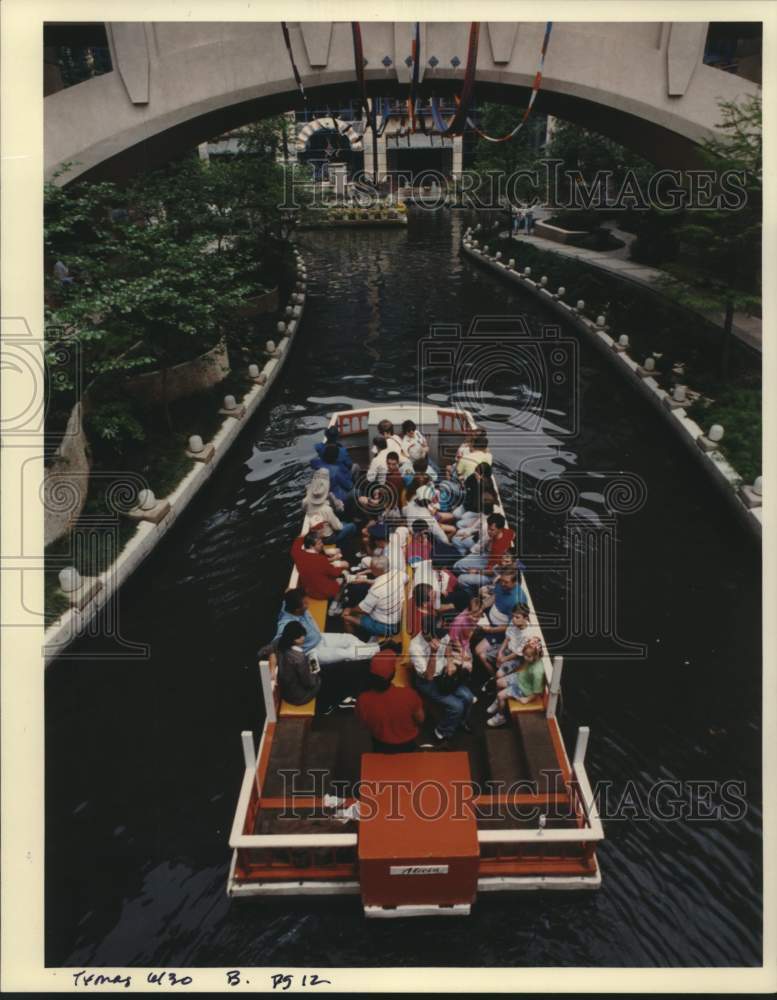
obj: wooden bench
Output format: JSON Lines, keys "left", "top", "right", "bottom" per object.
{"left": 508, "top": 692, "right": 545, "bottom": 714}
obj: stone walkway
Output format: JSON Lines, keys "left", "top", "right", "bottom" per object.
{"left": 503, "top": 228, "right": 762, "bottom": 353}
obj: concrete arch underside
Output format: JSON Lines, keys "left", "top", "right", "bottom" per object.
{"left": 45, "top": 21, "right": 759, "bottom": 182}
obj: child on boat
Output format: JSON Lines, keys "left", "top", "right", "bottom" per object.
{"left": 495, "top": 604, "right": 535, "bottom": 673}
{"left": 486, "top": 636, "right": 546, "bottom": 727}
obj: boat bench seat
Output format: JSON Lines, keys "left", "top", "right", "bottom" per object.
{"left": 391, "top": 656, "right": 414, "bottom": 688}
{"left": 280, "top": 697, "right": 316, "bottom": 718}
{"left": 508, "top": 694, "right": 544, "bottom": 714}
{"left": 307, "top": 598, "right": 329, "bottom": 630}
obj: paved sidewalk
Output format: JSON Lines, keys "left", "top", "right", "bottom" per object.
{"left": 504, "top": 229, "right": 762, "bottom": 353}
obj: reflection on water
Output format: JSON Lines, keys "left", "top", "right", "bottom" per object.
{"left": 46, "top": 213, "right": 761, "bottom": 967}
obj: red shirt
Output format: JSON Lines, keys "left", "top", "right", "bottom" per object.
{"left": 407, "top": 594, "right": 435, "bottom": 637}
{"left": 407, "top": 535, "right": 432, "bottom": 563}
{"left": 487, "top": 528, "right": 516, "bottom": 570}
{"left": 356, "top": 686, "right": 422, "bottom": 745}
{"left": 291, "top": 536, "right": 341, "bottom": 600}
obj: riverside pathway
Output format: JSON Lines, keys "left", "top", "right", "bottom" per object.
{"left": 504, "top": 226, "right": 762, "bottom": 353}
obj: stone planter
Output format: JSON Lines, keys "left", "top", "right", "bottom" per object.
{"left": 236, "top": 286, "right": 278, "bottom": 318}
{"left": 124, "top": 338, "right": 230, "bottom": 405}
{"left": 534, "top": 221, "right": 589, "bottom": 245}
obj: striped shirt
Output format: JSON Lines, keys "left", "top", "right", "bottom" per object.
{"left": 359, "top": 569, "right": 408, "bottom": 625}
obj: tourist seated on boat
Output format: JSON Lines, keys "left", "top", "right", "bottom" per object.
{"left": 456, "top": 432, "right": 494, "bottom": 480}
{"left": 407, "top": 519, "right": 432, "bottom": 565}
{"left": 487, "top": 636, "right": 545, "bottom": 727}
{"left": 488, "top": 564, "right": 528, "bottom": 624}
{"left": 411, "top": 559, "right": 472, "bottom": 622}
{"left": 403, "top": 452, "right": 438, "bottom": 487}
{"left": 449, "top": 426, "right": 489, "bottom": 477}
{"left": 314, "top": 425, "right": 353, "bottom": 470}
{"left": 452, "top": 462, "right": 496, "bottom": 526}
{"left": 409, "top": 624, "right": 475, "bottom": 744}
{"left": 356, "top": 650, "right": 425, "bottom": 754}
{"left": 493, "top": 603, "right": 538, "bottom": 674}
{"left": 447, "top": 596, "right": 485, "bottom": 670}
{"left": 376, "top": 419, "right": 409, "bottom": 461}
{"left": 454, "top": 514, "right": 516, "bottom": 590}
{"left": 402, "top": 484, "right": 460, "bottom": 558}
{"left": 275, "top": 587, "right": 380, "bottom": 665}
{"left": 353, "top": 467, "right": 389, "bottom": 522}
{"left": 407, "top": 581, "right": 437, "bottom": 637}
{"left": 434, "top": 469, "right": 463, "bottom": 517}
{"left": 342, "top": 553, "right": 407, "bottom": 639}
{"left": 382, "top": 452, "right": 410, "bottom": 511}
{"left": 310, "top": 444, "right": 354, "bottom": 502}
{"left": 291, "top": 531, "right": 348, "bottom": 601}
{"left": 353, "top": 520, "right": 389, "bottom": 567}
{"left": 470, "top": 567, "right": 529, "bottom": 671}
{"left": 259, "top": 621, "right": 321, "bottom": 707}
{"left": 400, "top": 419, "right": 429, "bottom": 460}
{"left": 366, "top": 438, "right": 412, "bottom": 484}
{"left": 450, "top": 511, "right": 488, "bottom": 554}
{"left": 303, "top": 470, "right": 357, "bottom": 547}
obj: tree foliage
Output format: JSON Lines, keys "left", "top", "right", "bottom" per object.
{"left": 663, "top": 95, "right": 761, "bottom": 313}
{"left": 45, "top": 119, "right": 303, "bottom": 408}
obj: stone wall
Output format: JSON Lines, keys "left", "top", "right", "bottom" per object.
{"left": 43, "top": 401, "right": 91, "bottom": 547}
{"left": 123, "top": 337, "right": 230, "bottom": 405}
{"left": 461, "top": 238, "right": 762, "bottom": 541}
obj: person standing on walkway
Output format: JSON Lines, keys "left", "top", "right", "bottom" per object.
{"left": 526, "top": 209, "right": 535, "bottom": 235}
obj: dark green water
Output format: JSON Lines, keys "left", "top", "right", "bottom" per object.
{"left": 46, "top": 213, "right": 761, "bottom": 968}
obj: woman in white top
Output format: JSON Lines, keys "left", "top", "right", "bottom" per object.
{"left": 456, "top": 431, "right": 494, "bottom": 479}
{"left": 400, "top": 419, "right": 429, "bottom": 459}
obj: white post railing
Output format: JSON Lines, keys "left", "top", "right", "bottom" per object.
{"left": 573, "top": 725, "right": 590, "bottom": 765}
{"left": 546, "top": 655, "right": 564, "bottom": 718}
{"left": 260, "top": 658, "right": 277, "bottom": 723}
{"left": 241, "top": 730, "right": 256, "bottom": 771}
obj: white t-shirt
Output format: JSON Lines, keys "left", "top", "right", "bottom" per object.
{"left": 402, "top": 500, "right": 448, "bottom": 545}
{"left": 505, "top": 625, "right": 531, "bottom": 656}
{"left": 359, "top": 569, "right": 407, "bottom": 625}
{"left": 409, "top": 632, "right": 450, "bottom": 678}
{"left": 385, "top": 434, "right": 409, "bottom": 460}
{"left": 457, "top": 448, "right": 494, "bottom": 479}
{"left": 303, "top": 501, "right": 342, "bottom": 538}
{"left": 401, "top": 430, "right": 428, "bottom": 456}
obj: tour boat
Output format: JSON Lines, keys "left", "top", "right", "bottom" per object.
{"left": 226, "top": 403, "right": 603, "bottom": 916}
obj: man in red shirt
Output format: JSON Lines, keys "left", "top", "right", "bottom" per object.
{"left": 290, "top": 531, "right": 345, "bottom": 600}
{"left": 356, "top": 651, "right": 425, "bottom": 753}
{"left": 485, "top": 513, "right": 516, "bottom": 570}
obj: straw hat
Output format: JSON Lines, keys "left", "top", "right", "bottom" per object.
{"left": 305, "top": 469, "right": 330, "bottom": 506}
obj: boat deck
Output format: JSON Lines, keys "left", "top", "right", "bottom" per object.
{"left": 229, "top": 404, "right": 601, "bottom": 897}
{"left": 254, "top": 698, "right": 577, "bottom": 837}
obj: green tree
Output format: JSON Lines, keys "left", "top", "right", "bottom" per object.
{"left": 470, "top": 105, "right": 547, "bottom": 175}
{"left": 543, "top": 118, "right": 654, "bottom": 209}
{"left": 660, "top": 94, "right": 761, "bottom": 376}
{"left": 45, "top": 166, "right": 253, "bottom": 427}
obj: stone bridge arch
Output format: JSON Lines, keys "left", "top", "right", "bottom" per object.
{"left": 44, "top": 21, "right": 760, "bottom": 182}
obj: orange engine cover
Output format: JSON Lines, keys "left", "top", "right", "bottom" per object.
{"left": 358, "top": 752, "right": 479, "bottom": 908}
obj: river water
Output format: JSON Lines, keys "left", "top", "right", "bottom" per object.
{"left": 46, "top": 212, "right": 762, "bottom": 968}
